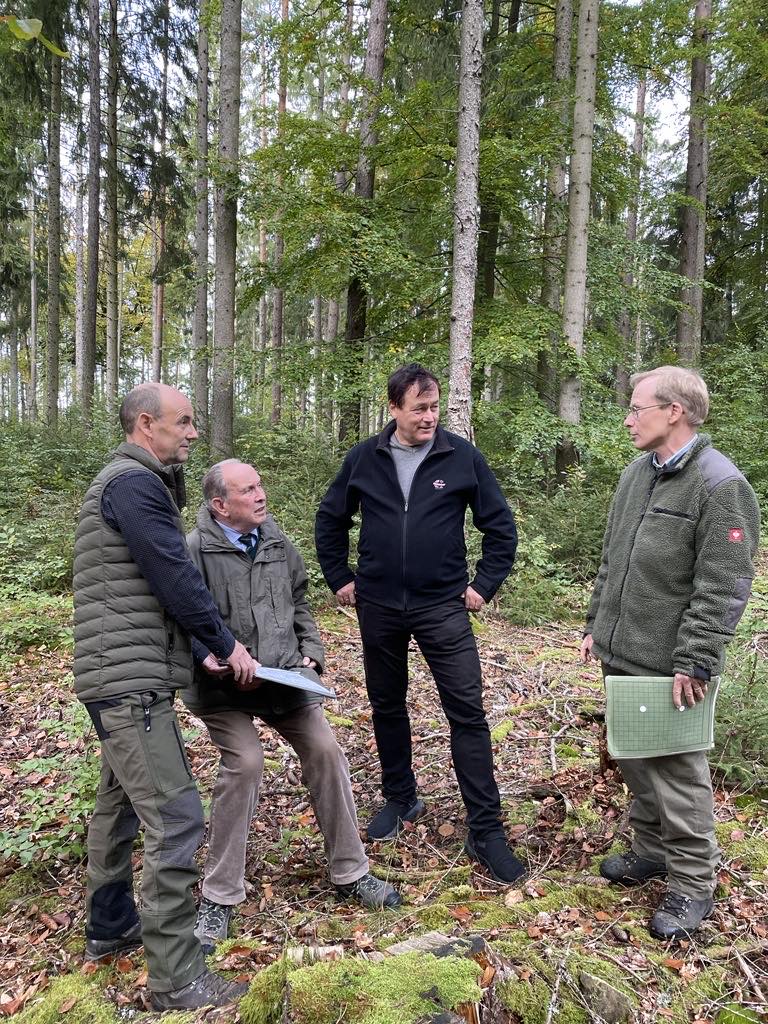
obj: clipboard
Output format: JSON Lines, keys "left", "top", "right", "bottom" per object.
{"left": 255, "top": 665, "right": 336, "bottom": 699}
{"left": 605, "top": 675, "right": 719, "bottom": 759}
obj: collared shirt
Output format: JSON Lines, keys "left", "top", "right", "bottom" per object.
{"left": 652, "top": 434, "right": 699, "bottom": 472}
{"left": 214, "top": 518, "right": 259, "bottom": 552}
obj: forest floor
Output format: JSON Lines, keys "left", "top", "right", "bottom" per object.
{"left": 1, "top": 610, "right": 767, "bottom": 1024}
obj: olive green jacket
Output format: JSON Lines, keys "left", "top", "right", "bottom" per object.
{"left": 587, "top": 434, "right": 760, "bottom": 679}
{"left": 181, "top": 506, "right": 325, "bottom": 716}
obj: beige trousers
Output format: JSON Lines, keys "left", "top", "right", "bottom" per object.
{"left": 198, "top": 704, "right": 369, "bottom": 904}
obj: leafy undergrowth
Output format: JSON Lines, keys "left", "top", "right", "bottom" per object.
{"left": 1, "top": 612, "right": 766, "bottom": 1023}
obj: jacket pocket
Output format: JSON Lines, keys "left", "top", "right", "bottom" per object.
{"left": 651, "top": 506, "right": 695, "bottom": 521}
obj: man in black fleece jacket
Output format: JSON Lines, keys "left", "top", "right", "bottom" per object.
{"left": 315, "top": 364, "right": 524, "bottom": 883}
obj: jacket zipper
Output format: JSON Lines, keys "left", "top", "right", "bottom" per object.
{"left": 392, "top": 446, "right": 441, "bottom": 611}
{"left": 607, "top": 472, "right": 660, "bottom": 654}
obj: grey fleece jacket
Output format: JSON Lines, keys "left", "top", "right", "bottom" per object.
{"left": 586, "top": 434, "right": 760, "bottom": 679}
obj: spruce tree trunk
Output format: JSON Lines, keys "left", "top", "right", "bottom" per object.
{"left": 615, "top": 75, "right": 646, "bottom": 404}
{"left": 210, "top": 0, "right": 242, "bottom": 458}
{"left": 270, "top": 0, "right": 289, "bottom": 425}
{"left": 556, "top": 0, "right": 599, "bottom": 478}
{"left": 29, "top": 187, "right": 38, "bottom": 421}
{"left": 105, "top": 0, "right": 119, "bottom": 413}
{"left": 83, "top": 0, "right": 100, "bottom": 418}
{"left": 193, "top": 10, "right": 210, "bottom": 438}
{"left": 46, "top": 52, "right": 62, "bottom": 427}
{"left": 339, "top": 0, "right": 388, "bottom": 444}
{"left": 539, "top": 0, "right": 572, "bottom": 410}
{"left": 447, "top": 0, "right": 484, "bottom": 441}
{"left": 675, "top": 0, "right": 711, "bottom": 366}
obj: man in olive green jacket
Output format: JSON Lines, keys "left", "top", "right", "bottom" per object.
{"left": 581, "top": 366, "right": 759, "bottom": 941}
{"left": 182, "top": 460, "right": 401, "bottom": 954}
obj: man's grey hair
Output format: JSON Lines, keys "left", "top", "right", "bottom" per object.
{"left": 630, "top": 365, "right": 709, "bottom": 426}
{"left": 119, "top": 383, "right": 163, "bottom": 434}
{"left": 202, "top": 459, "right": 244, "bottom": 509}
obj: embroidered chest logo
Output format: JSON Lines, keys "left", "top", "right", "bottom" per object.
{"left": 432, "top": 479, "right": 446, "bottom": 490}
{"left": 728, "top": 528, "right": 745, "bottom": 543}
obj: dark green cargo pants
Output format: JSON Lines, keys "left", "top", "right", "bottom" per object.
{"left": 85, "top": 691, "right": 207, "bottom": 993}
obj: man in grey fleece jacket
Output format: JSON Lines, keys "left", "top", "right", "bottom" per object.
{"left": 581, "top": 366, "right": 759, "bottom": 940}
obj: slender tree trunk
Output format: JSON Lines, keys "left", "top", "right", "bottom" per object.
{"left": 557, "top": 0, "right": 599, "bottom": 477}
{"left": 270, "top": 0, "right": 289, "bottom": 425}
{"left": 675, "top": 0, "right": 711, "bottom": 366}
{"left": 9, "top": 311, "right": 19, "bottom": 423}
{"left": 210, "top": 0, "right": 242, "bottom": 458}
{"left": 193, "top": 8, "right": 210, "bottom": 438}
{"left": 151, "top": 10, "right": 169, "bottom": 383}
{"left": 508, "top": 0, "right": 522, "bottom": 33}
{"left": 105, "top": 0, "right": 119, "bottom": 413}
{"left": 312, "top": 65, "right": 326, "bottom": 424}
{"left": 615, "top": 75, "right": 646, "bottom": 404}
{"left": 75, "top": 156, "right": 85, "bottom": 396}
{"left": 477, "top": 0, "right": 503, "bottom": 401}
{"left": 29, "top": 187, "right": 38, "bottom": 421}
{"left": 339, "top": 0, "right": 388, "bottom": 444}
{"left": 83, "top": 0, "right": 101, "bottom": 418}
{"left": 447, "top": 0, "right": 484, "bottom": 439}
{"left": 539, "top": 0, "right": 572, "bottom": 409}
{"left": 46, "top": 52, "right": 62, "bottom": 427}
{"left": 323, "top": 0, "right": 355, "bottom": 436}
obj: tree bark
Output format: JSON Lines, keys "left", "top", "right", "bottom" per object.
{"left": 105, "top": 0, "right": 119, "bottom": 413}
{"left": 270, "top": 0, "right": 289, "bottom": 425}
{"left": 615, "top": 75, "right": 646, "bottom": 404}
{"left": 210, "top": 0, "right": 242, "bottom": 458}
{"left": 557, "top": 0, "right": 599, "bottom": 477}
{"left": 29, "top": 186, "right": 38, "bottom": 421}
{"left": 82, "top": 0, "right": 101, "bottom": 419}
{"left": 675, "top": 0, "right": 711, "bottom": 366}
{"left": 447, "top": 0, "right": 484, "bottom": 440}
{"left": 151, "top": 9, "right": 169, "bottom": 384}
{"left": 46, "top": 51, "right": 62, "bottom": 427}
{"left": 9, "top": 310, "right": 19, "bottom": 423}
{"left": 539, "top": 0, "right": 572, "bottom": 410}
{"left": 193, "top": 8, "right": 210, "bottom": 438}
{"left": 339, "top": 0, "right": 388, "bottom": 444}
{"left": 74, "top": 156, "right": 85, "bottom": 397}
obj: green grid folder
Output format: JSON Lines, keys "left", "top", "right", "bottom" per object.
{"left": 605, "top": 675, "right": 720, "bottom": 759}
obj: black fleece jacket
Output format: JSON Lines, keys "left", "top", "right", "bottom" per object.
{"left": 315, "top": 422, "right": 517, "bottom": 609}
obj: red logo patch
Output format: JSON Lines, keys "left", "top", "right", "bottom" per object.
{"left": 728, "top": 528, "right": 744, "bottom": 543}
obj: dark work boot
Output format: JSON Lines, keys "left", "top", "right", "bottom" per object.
{"left": 366, "top": 799, "right": 427, "bottom": 841}
{"left": 600, "top": 850, "right": 667, "bottom": 887}
{"left": 335, "top": 872, "right": 403, "bottom": 910}
{"left": 150, "top": 969, "right": 249, "bottom": 1011}
{"left": 649, "top": 890, "right": 714, "bottom": 940}
{"left": 465, "top": 833, "right": 526, "bottom": 884}
{"left": 194, "top": 898, "right": 236, "bottom": 955}
{"left": 84, "top": 921, "right": 142, "bottom": 961}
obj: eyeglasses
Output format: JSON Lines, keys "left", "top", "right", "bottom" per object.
{"left": 626, "top": 403, "right": 670, "bottom": 419}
